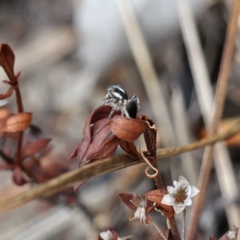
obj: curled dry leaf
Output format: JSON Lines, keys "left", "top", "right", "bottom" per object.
{"left": 0, "top": 87, "right": 14, "bottom": 100}
{"left": 110, "top": 115, "right": 147, "bottom": 142}
{"left": 145, "top": 189, "right": 174, "bottom": 218}
{"left": 0, "top": 108, "right": 11, "bottom": 136}
{"left": 12, "top": 166, "right": 27, "bottom": 186}
{"left": 138, "top": 115, "right": 158, "bottom": 155}
{"left": 21, "top": 138, "right": 52, "bottom": 158}
{"left": 3, "top": 112, "right": 32, "bottom": 132}
{"left": 70, "top": 105, "right": 156, "bottom": 190}
{"left": 0, "top": 43, "right": 15, "bottom": 82}
{"left": 70, "top": 105, "right": 147, "bottom": 165}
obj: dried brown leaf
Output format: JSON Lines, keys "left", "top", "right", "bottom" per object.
{"left": 118, "top": 193, "right": 137, "bottom": 211}
{"left": 0, "top": 87, "right": 14, "bottom": 100}
{"left": 21, "top": 138, "right": 51, "bottom": 158}
{"left": 12, "top": 167, "right": 26, "bottom": 186}
{"left": 119, "top": 141, "right": 140, "bottom": 157}
{"left": 110, "top": 116, "right": 146, "bottom": 142}
{"left": 0, "top": 44, "right": 15, "bottom": 82}
{"left": 3, "top": 112, "right": 32, "bottom": 132}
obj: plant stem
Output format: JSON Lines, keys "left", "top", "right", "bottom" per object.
{"left": 151, "top": 219, "right": 167, "bottom": 240}
{"left": 168, "top": 217, "right": 181, "bottom": 240}
{"left": 14, "top": 82, "right": 24, "bottom": 164}
{"left": 182, "top": 209, "right": 186, "bottom": 240}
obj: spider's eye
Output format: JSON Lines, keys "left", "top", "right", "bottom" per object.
{"left": 108, "top": 85, "right": 128, "bottom": 100}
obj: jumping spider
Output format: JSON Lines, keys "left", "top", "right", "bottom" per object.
{"left": 101, "top": 85, "right": 140, "bottom": 118}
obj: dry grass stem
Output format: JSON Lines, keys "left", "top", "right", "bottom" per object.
{"left": 176, "top": 0, "right": 240, "bottom": 238}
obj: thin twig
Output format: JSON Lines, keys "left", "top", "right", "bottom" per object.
{"left": 151, "top": 219, "right": 167, "bottom": 240}
{"left": 14, "top": 76, "right": 24, "bottom": 165}
{"left": 185, "top": 0, "right": 240, "bottom": 238}
{"left": 0, "top": 120, "right": 239, "bottom": 212}
{"left": 182, "top": 209, "right": 186, "bottom": 240}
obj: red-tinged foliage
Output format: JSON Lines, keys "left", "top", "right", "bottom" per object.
{"left": 110, "top": 115, "right": 147, "bottom": 142}
{"left": 3, "top": 112, "right": 32, "bottom": 132}
{"left": 70, "top": 105, "right": 149, "bottom": 165}
{"left": 0, "top": 43, "right": 15, "bottom": 82}
{"left": 70, "top": 105, "right": 158, "bottom": 191}
{"left": 0, "top": 86, "right": 14, "bottom": 100}
{"left": 144, "top": 189, "right": 174, "bottom": 218}
{"left": 138, "top": 115, "right": 158, "bottom": 155}
{"left": 12, "top": 166, "right": 27, "bottom": 186}
{"left": 119, "top": 193, "right": 138, "bottom": 211}
{"left": 21, "top": 138, "right": 52, "bottom": 158}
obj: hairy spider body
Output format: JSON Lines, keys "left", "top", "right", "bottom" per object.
{"left": 101, "top": 85, "right": 140, "bottom": 118}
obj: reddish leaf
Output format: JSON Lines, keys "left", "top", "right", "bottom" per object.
{"left": 138, "top": 115, "right": 158, "bottom": 155}
{"left": 23, "top": 160, "right": 49, "bottom": 183}
{"left": 110, "top": 116, "right": 147, "bottom": 142}
{"left": 12, "top": 166, "right": 27, "bottom": 186}
{"left": 3, "top": 112, "right": 32, "bottom": 132}
{"left": 0, "top": 86, "right": 14, "bottom": 100}
{"left": 119, "top": 141, "right": 140, "bottom": 157}
{"left": 69, "top": 106, "right": 111, "bottom": 161}
{"left": 78, "top": 118, "right": 114, "bottom": 166}
{"left": 21, "top": 138, "right": 52, "bottom": 158}
{"left": 0, "top": 108, "right": 11, "bottom": 118}
{"left": 118, "top": 193, "right": 137, "bottom": 211}
{"left": 0, "top": 44, "right": 15, "bottom": 82}
{"left": 0, "top": 108, "right": 11, "bottom": 137}
{"left": 145, "top": 189, "right": 174, "bottom": 217}
{"left": 87, "top": 135, "right": 120, "bottom": 162}
{"left": 69, "top": 140, "right": 83, "bottom": 159}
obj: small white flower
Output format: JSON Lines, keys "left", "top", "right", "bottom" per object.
{"left": 161, "top": 176, "right": 199, "bottom": 214}
{"left": 99, "top": 230, "right": 132, "bottom": 240}
{"left": 226, "top": 229, "right": 237, "bottom": 239}
{"left": 99, "top": 230, "right": 116, "bottom": 240}
{"left": 129, "top": 194, "right": 148, "bottom": 225}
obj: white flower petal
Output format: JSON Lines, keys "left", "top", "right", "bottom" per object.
{"left": 173, "top": 180, "right": 178, "bottom": 187}
{"left": 179, "top": 175, "right": 188, "bottom": 184}
{"left": 161, "top": 194, "right": 174, "bottom": 206}
{"left": 166, "top": 176, "right": 200, "bottom": 214}
{"left": 185, "top": 198, "right": 192, "bottom": 206}
{"left": 100, "top": 230, "right": 114, "bottom": 240}
{"left": 167, "top": 186, "right": 175, "bottom": 194}
{"left": 173, "top": 205, "right": 185, "bottom": 214}
{"left": 185, "top": 184, "right": 191, "bottom": 197}
{"left": 191, "top": 186, "right": 200, "bottom": 197}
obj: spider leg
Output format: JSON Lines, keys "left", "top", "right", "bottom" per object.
{"left": 108, "top": 109, "right": 115, "bottom": 118}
